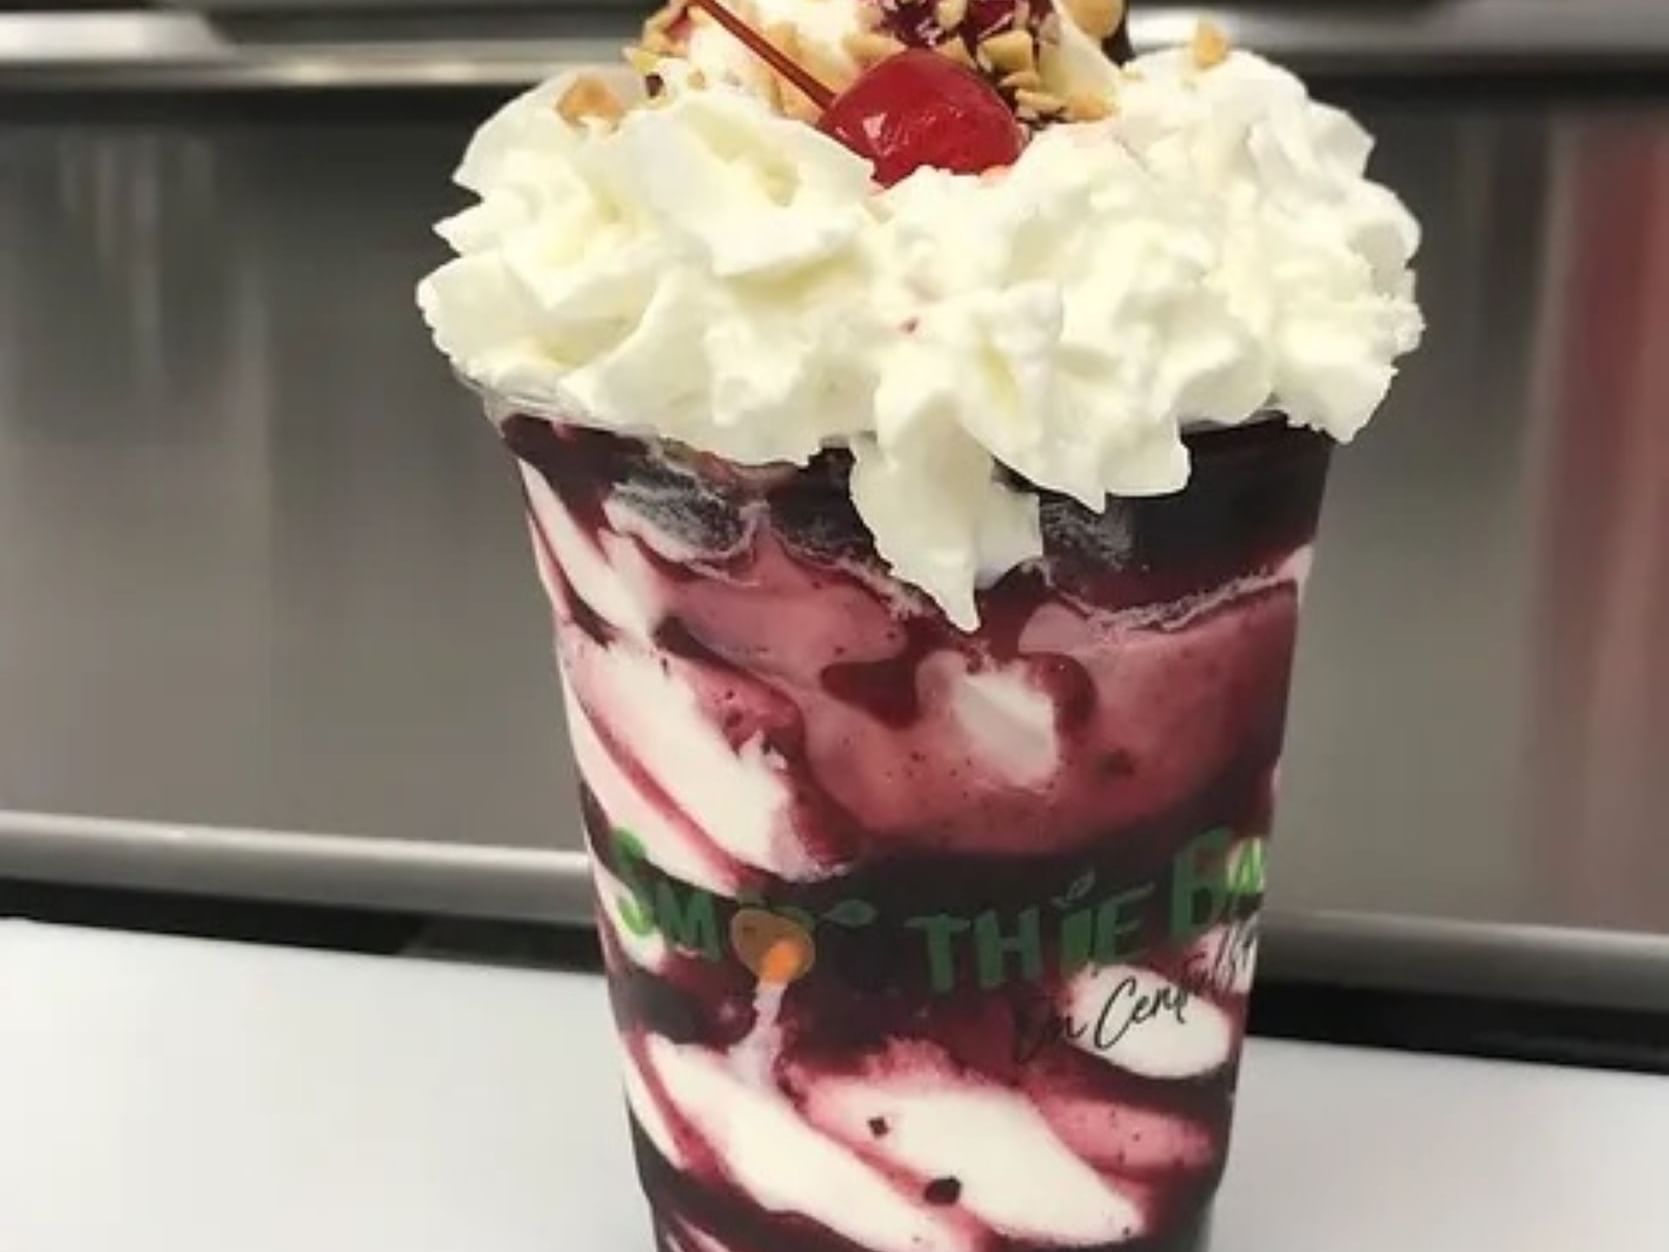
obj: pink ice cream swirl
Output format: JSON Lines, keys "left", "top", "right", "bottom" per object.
{"left": 506, "top": 415, "right": 1329, "bottom": 1252}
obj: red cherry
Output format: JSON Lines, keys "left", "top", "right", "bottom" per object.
{"left": 680, "top": 0, "right": 1023, "bottom": 185}
{"left": 818, "top": 50, "right": 1023, "bottom": 186}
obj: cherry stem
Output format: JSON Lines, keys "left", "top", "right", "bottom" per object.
{"left": 685, "top": 0, "right": 835, "bottom": 110}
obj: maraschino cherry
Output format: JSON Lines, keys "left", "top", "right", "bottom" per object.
{"left": 818, "top": 49, "right": 1023, "bottom": 185}
{"left": 686, "top": 0, "right": 1022, "bottom": 185}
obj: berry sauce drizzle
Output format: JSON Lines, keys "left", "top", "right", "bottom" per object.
{"left": 504, "top": 414, "right": 1329, "bottom": 1252}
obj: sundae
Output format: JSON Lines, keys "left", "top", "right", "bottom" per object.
{"left": 418, "top": 1, "right": 1422, "bottom": 1247}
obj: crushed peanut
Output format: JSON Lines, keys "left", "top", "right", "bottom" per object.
{"left": 843, "top": 30, "right": 908, "bottom": 64}
{"left": 935, "top": 0, "right": 968, "bottom": 33}
{"left": 1015, "top": 87, "right": 1066, "bottom": 119}
{"left": 1191, "top": 19, "right": 1231, "bottom": 69}
{"left": 639, "top": 2, "right": 681, "bottom": 53}
{"left": 1060, "top": 0, "right": 1124, "bottom": 41}
{"left": 765, "top": 16, "right": 803, "bottom": 94}
{"left": 800, "top": 38, "right": 859, "bottom": 95}
{"left": 1066, "top": 89, "right": 1114, "bottom": 121}
{"left": 765, "top": 20, "right": 802, "bottom": 58}
{"left": 780, "top": 88, "right": 823, "bottom": 122}
{"left": 556, "top": 75, "right": 626, "bottom": 127}
{"left": 980, "top": 29, "right": 1036, "bottom": 74}
{"left": 934, "top": 37, "right": 977, "bottom": 68}
{"left": 1000, "top": 68, "right": 1043, "bottom": 91}
{"left": 624, "top": 45, "right": 662, "bottom": 76}
{"left": 765, "top": 21, "right": 826, "bottom": 120}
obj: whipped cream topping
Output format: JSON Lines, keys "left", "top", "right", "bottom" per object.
{"left": 419, "top": 25, "right": 1423, "bottom": 627}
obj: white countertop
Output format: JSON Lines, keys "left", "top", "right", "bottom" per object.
{"left": 2, "top": 921, "right": 1665, "bottom": 1252}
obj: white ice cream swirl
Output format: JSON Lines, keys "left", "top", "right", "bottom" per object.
{"left": 418, "top": 27, "right": 1423, "bottom": 627}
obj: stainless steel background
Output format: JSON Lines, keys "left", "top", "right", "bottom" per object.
{"left": 2, "top": 62, "right": 1667, "bottom": 1000}
{"left": 6, "top": 2, "right": 1669, "bottom": 90}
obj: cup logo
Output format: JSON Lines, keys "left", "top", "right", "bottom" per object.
{"left": 605, "top": 824, "right": 1265, "bottom": 1000}
{"left": 729, "top": 908, "right": 817, "bottom": 985}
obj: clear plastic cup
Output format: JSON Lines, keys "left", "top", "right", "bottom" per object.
{"left": 501, "top": 406, "right": 1330, "bottom": 1252}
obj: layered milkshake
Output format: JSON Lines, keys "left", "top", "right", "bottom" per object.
{"left": 419, "top": 3, "right": 1422, "bottom": 1247}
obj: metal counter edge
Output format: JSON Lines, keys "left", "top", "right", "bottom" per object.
{"left": 4, "top": 806, "right": 1669, "bottom": 1016}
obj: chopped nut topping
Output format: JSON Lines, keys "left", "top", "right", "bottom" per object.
{"left": 556, "top": 75, "right": 625, "bottom": 126}
{"left": 934, "top": 37, "right": 977, "bottom": 67}
{"left": 764, "top": 16, "right": 804, "bottom": 93}
{"left": 765, "top": 20, "right": 802, "bottom": 57}
{"left": 1066, "top": 89, "right": 1113, "bottom": 121}
{"left": 1001, "top": 68, "right": 1043, "bottom": 90}
{"left": 687, "top": 67, "right": 709, "bottom": 88}
{"left": 1015, "top": 87, "right": 1065, "bottom": 118}
{"left": 1191, "top": 19, "right": 1231, "bottom": 69}
{"left": 780, "top": 88, "right": 823, "bottom": 122}
{"left": 1060, "top": 0, "right": 1125, "bottom": 41}
{"left": 980, "top": 29, "right": 1036, "bottom": 74}
{"left": 843, "top": 30, "right": 908, "bottom": 64}
{"left": 764, "top": 20, "right": 825, "bottom": 119}
{"left": 801, "top": 39, "right": 859, "bottom": 96}
{"left": 935, "top": 0, "right": 968, "bottom": 32}
{"left": 624, "top": 46, "right": 662, "bottom": 76}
